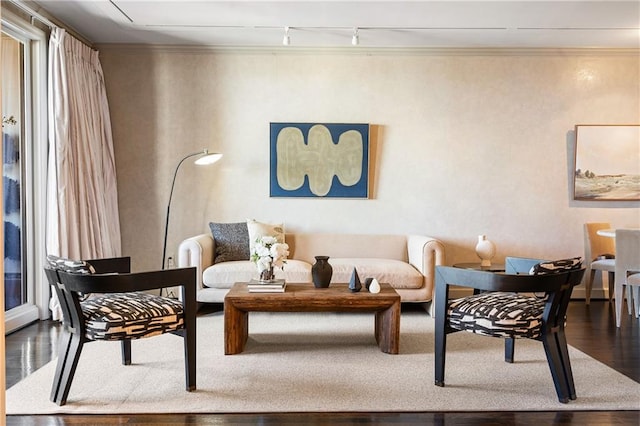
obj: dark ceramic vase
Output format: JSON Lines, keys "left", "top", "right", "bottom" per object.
{"left": 312, "top": 256, "right": 332, "bottom": 288}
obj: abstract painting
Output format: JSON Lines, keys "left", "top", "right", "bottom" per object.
{"left": 270, "top": 123, "right": 369, "bottom": 198}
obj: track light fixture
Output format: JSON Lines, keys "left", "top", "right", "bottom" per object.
{"left": 352, "top": 27, "right": 359, "bottom": 46}
{"left": 279, "top": 25, "right": 363, "bottom": 47}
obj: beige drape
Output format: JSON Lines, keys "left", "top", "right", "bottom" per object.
{"left": 46, "top": 28, "right": 121, "bottom": 319}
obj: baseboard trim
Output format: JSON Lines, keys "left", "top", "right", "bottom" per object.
{"left": 5, "top": 304, "right": 40, "bottom": 334}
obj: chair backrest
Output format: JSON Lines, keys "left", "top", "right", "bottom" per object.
{"left": 436, "top": 265, "right": 585, "bottom": 331}
{"left": 44, "top": 256, "right": 132, "bottom": 335}
{"left": 505, "top": 257, "right": 545, "bottom": 274}
{"left": 503, "top": 257, "right": 583, "bottom": 329}
{"left": 584, "top": 222, "right": 615, "bottom": 263}
{"left": 44, "top": 267, "right": 86, "bottom": 335}
{"left": 615, "top": 229, "right": 640, "bottom": 276}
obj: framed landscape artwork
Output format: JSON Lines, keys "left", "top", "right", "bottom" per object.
{"left": 574, "top": 124, "right": 640, "bottom": 201}
{"left": 270, "top": 122, "right": 370, "bottom": 198}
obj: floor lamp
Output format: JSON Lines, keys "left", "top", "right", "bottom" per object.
{"left": 162, "top": 149, "right": 222, "bottom": 270}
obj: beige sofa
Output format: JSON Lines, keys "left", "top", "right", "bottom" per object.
{"left": 178, "top": 232, "right": 445, "bottom": 304}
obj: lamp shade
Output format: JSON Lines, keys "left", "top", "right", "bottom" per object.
{"left": 195, "top": 150, "right": 223, "bottom": 165}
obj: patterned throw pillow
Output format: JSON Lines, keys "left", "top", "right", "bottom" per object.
{"left": 209, "top": 222, "right": 251, "bottom": 264}
{"left": 529, "top": 257, "right": 582, "bottom": 275}
{"left": 46, "top": 254, "right": 96, "bottom": 274}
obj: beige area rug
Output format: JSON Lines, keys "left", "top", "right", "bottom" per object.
{"left": 6, "top": 310, "right": 640, "bottom": 414}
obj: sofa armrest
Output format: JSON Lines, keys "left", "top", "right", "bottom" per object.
{"left": 407, "top": 235, "right": 446, "bottom": 301}
{"left": 178, "top": 233, "right": 215, "bottom": 291}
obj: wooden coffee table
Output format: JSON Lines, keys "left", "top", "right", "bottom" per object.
{"left": 224, "top": 282, "right": 401, "bottom": 355}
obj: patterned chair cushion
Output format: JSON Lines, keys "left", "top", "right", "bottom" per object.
{"left": 448, "top": 292, "right": 546, "bottom": 339}
{"left": 529, "top": 257, "right": 582, "bottom": 275}
{"left": 46, "top": 255, "right": 97, "bottom": 301}
{"left": 81, "top": 292, "right": 184, "bottom": 341}
{"left": 46, "top": 254, "right": 95, "bottom": 274}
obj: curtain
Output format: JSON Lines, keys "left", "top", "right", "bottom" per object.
{"left": 46, "top": 28, "right": 122, "bottom": 319}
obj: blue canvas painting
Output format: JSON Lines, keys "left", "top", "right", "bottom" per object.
{"left": 270, "top": 123, "right": 370, "bottom": 198}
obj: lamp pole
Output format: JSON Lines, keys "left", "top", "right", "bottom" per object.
{"left": 162, "top": 149, "right": 222, "bottom": 270}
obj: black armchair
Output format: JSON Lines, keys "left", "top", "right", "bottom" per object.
{"left": 434, "top": 257, "right": 584, "bottom": 403}
{"left": 44, "top": 256, "right": 197, "bottom": 406}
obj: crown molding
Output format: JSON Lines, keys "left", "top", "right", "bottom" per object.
{"left": 96, "top": 44, "right": 640, "bottom": 57}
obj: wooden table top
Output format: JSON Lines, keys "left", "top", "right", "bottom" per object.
{"left": 228, "top": 282, "right": 398, "bottom": 298}
{"left": 225, "top": 282, "right": 400, "bottom": 311}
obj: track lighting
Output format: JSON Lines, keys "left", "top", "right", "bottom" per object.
{"left": 352, "top": 27, "right": 359, "bottom": 46}
{"left": 280, "top": 25, "right": 363, "bottom": 47}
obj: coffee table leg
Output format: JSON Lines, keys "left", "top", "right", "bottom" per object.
{"left": 224, "top": 301, "right": 248, "bottom": 355}
{"left": 375, "top": 299, "right": 401, "bottom": 354}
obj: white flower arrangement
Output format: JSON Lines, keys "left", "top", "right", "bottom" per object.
{"left": 250, "top": 236, "right": 290, "bottom": 280}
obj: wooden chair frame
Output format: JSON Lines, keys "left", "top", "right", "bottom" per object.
{"left": 44, "top": 257, "right": 197, "bottom": 405}
{"left": 434, "top": 261, "right": 585, "bottom": 403}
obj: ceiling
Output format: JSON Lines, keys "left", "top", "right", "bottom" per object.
{"left": 26, "top": 1, "right": 640, "bottom": 49}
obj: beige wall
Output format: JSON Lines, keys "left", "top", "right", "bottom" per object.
{"left": 99, "top": 47, "right": 640, "bottom": 293}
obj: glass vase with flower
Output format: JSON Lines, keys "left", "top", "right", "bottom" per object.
{"left": 250, "top": 236, "right": 290, "bottom": 282}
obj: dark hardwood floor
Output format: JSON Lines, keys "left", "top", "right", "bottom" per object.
{"left": 5, "top": 300, "right": 640, "bottom": 425}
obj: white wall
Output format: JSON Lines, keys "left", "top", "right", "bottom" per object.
{"left": 99, "top": 47, "right": 639, "bottom": 295}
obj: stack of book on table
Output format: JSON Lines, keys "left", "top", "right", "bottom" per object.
{"left": 247, "top": 279, "right": 286, "bottom": 293}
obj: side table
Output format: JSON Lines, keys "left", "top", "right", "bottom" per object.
{"left": 453, "top": 262, "right": 505, "bottom": 273}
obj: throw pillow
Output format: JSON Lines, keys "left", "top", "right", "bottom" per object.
{"left": 46, "top": 254, "right": 96, "bottom": 274}
{"left": 209, "top": 222, "right": 251, "bottom": 264}
{"left": 247, "top": 219, "right": 285, "bottom": 251}
{"left": 530, "top": 257, "right": 583, "bottom": 275}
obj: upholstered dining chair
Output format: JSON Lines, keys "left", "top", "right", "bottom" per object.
{"left": 614, "top": 229, "right": 640, "bottom": 327}
{"left": 44, "top": 256, "right": 197, "bottom": 406}
{"left": 434, "top": 257, "right": 585, "bottom": 403}
{"left": 584, "top": 222, "right": 616, "bottom": 304}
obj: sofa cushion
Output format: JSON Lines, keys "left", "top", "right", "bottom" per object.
{"left": 209, "top": 222, "right": 250, "bottom": 264}
{"left": 286, "top": 233, "right": 408, "bottom": 264}
{"left": 328, "top": 258, "right": 423, "bottom": 289}
{"left": 203, "top": 259, "right": 311, "bottom": 289}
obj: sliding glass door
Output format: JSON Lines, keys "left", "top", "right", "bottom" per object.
{"left": 2, "top": 31, "right": 24, "bottom": 314}
{"left": 2, "top": 13, "right": 49, "bottom": 333}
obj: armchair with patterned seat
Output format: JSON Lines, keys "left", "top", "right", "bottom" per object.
{"left": 434, "top": 257, "right": 585, "bottom": 403}
{"left": 44, "top": 256, "right": 197, "bottom": 406}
